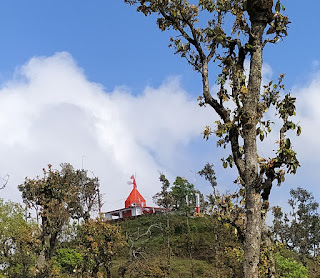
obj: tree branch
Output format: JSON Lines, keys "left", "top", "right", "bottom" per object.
{"left": 229, "top": 126, "right": 245, "bottom": 176}
{"left": 202, "top": 60, "right": 229, "bottom": 122}
{"left": 0, "top": 174, "right": 9, "bottom": 190}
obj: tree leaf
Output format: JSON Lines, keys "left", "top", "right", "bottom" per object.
{"left": 297, "top": 126, "right": 301, "bottom": 136}
{"left": 285, "top": 138, "right": 291, "bottom": 149}
{"left": 240, "top": 85, "right": 248, "bottom": 94}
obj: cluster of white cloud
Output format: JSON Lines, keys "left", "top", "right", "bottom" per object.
{"left": 294, "top": 72, "right": 320, "bottom": 160}
{"left": 0, "top": 52, "right": 319, "bottom": 213}
{"left": 0, "top": 52, "right": 216, "bottom": 210}
{"left": 266, "top": 74, "right": 320, "bottom": 213}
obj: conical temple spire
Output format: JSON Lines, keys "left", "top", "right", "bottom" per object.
{"left": 125, "top": 175, "right": 146, "bottom": 208}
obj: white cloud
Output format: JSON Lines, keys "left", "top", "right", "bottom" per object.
{"left": 266, "top": 70, "right": 320, "bottom": 210}
{"left": 2, "top": 52, "right": 319, "bottom": 216}
{"left": 0, "top": 52, "right": 216, "bottom": 211}
{"left": 293, "top": 71, "right": 320, "bottom": 161}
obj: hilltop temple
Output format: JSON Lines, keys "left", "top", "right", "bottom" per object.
{"left": 104, "top": 175, "right": 165, "bottom": 220}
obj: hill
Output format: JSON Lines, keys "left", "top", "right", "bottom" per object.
{"left": 110, "top": 213, "right": 320, "bottom": 278}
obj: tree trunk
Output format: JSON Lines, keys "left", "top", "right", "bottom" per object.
{"left": 242, "top": 17, "right": 266, "bottom": 278}
{"left": 261, "top": 223, "right": 276, "bottom": 278}
{"left": 166, "top": 213, "right": 171, "bottom": 276}
{"left": 243, "top": 188, "right": 262, "bottom": 277}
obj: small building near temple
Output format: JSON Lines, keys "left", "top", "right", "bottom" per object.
{"left": 104, "top": 175, "right": 166, "bottom": 220}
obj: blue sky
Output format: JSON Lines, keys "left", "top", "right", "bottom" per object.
{"left": 0, "top": 1, "right": 319, "bottom": 213}
{"left": 0, "top": 1, "right": 319, "bottom": 91}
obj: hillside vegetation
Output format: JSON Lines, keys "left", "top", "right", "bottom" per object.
{"left": 111, "top": 213, "right": 318, "bottom": 278}
{"left": 1, "top": 164, "right": 320, "bottom": 277}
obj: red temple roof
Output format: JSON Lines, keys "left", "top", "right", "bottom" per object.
{"left": 125, "top": 175, "right": 146, "bottom": 208}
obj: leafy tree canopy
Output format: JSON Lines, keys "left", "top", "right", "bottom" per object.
{"left": 272, "top": 187, "right": 320, "bottom": 257}
{"left": 0, "top": 199, "right": 39, "bottom": 278}
{"left": 125, "top": 1, "right": 301, "bottom": 276}
{"left": 153, "top": 175, "right": 204, "bottom": 213}
{"left": 18, "top": 163, "right": 100, "bottom": 272}
{"left": 77, "top": 217, "right": 126, "bottom": 278}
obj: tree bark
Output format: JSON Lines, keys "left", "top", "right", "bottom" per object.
{"left": 262, "top": 223, "right": 276, "bottom": 278}
{"left": 243, "top": 187, "right": 262, "bottom": 277}
{"left": 242, "top": 14, "right": 267, "bottom": 278}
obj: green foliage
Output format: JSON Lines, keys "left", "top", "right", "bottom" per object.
{"left": 0, "top": 199, "right": 39, "bottom": 278}
{"left": 18, "top": 163, "right": 100, "bottom": 266}
{"left": 171, "top": 177, "right": 196, "bottom": 212}
{"left": 272, "top": 187, "right": 320, "bottom": 256}
{"left": 275, "top": 253, "right": 308, "bottom": 278}
{"left": 115, "top": 214, "right": 320, "bottom": 277}
{"left": 198, "top": 162, "right": 217, "bottom": 189}
{"left": 153, "top": 175, "right": 205, "bottom": 214}
{"left": 117, "top": 214, "right": 242, "bottom": 277}
{"left": 153, "top": 173, "right": 174, "bottom": 210}
{"left": 199, "top": 163, "right": 246, "bottom": 241}
{"left": 170, "top": 258, "right": 231, "bottom": 278}
{"left": 54, "top": 248, "right": 82, "bottom": 274}
{"left": 77, "top": 217, "right": 126, "bottom": 277}
{"left": 119, "top": 256, "right": 167, "bottom": 278}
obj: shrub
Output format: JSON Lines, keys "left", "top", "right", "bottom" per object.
{"left": 275, "top": 253, "right": 308, "bottom": 278}
{"left": 54, "top": 248, "right": 82, "bottom": 274}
